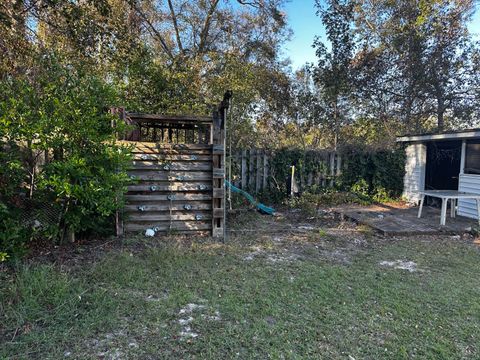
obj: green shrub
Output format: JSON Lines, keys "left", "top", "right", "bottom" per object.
{"left": 0, "top": 54, "right": 131, "bottom": 259}
{"left": 0, "top": 203, "right": 29, "bottom": 261}
{"left": 254, "top": 146, "right": 405, "bottom": 205}
{"left": 287, "top": 190, "right": 371, "bottom": 216}
{"left": 339, "top": 147, "right": 405, "bottom": 201}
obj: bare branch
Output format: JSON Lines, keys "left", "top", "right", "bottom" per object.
{"left": 198, "top": 0, "right": 220, "bottom": 54}
{"left": 167, "top": 0, "right": 183, "bottom": 54}
{"left": 131, "top": 2, "right": 174, "bottom": 60}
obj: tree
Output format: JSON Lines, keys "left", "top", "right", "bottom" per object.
{"left": 312, "top": 0, "right": 355, "bottom": 150}
{"left": 353, "top": 0, "right": 480, "bottom": 132}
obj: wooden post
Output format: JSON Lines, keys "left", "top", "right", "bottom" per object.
{"left": 329, "top": 152, "right": 335, "bottom": 188}
{"left": 336, "top": 153, "right": 342, "bottom": 176}
{"left": 249, "top": 149, "right": 255, "bottom": 191}
{"left": 256, "top": 150, "right": 262, "bottom": 193}
{"left": 263, "top": 153, "right": 268, "bottom": 190}
{"left": 211, "top": 108, "right": 226, "bottom": 238}
{"left": 110, "top": 107, "right": 126, "bottom": 236}
{"left": 241, "top": 150, "right": 247, "bottom": 190}
{"left": 290, "top": 165, "right": 295, "bottom": 197}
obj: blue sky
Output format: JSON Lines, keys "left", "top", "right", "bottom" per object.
{"left": 284, "top": 0, "right": 480, "bottom": 71}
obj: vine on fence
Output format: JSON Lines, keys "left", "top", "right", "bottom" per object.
{"left": 232, "top": 146, "right": 406, "bottom": 205}
{"left": 338, "top": 147, "right": 406, "bottom": 202}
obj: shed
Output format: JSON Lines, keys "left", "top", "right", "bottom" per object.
{"left": 397, "top": 129, "right": 480, "bottom": 219}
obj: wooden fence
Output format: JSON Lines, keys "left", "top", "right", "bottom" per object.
{"left": 228, "top": 149, "right": 342, "bottom": 194}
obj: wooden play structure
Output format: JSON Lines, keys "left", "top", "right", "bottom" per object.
{"left": 112, "top": 93, "right": 230, "bottom": 238}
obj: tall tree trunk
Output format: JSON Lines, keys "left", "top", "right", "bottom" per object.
{"left": 437, "top": 91, "right": 445, "bottom": 131}
{"left": 333, "top": 98, "right": 339, "bottom": 151}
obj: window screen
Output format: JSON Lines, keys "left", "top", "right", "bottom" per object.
{"left": 465, "top": 140, "right": 480, "bottom": 175}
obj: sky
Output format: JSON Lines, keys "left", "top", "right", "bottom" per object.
{"left": 283, "top": 0, "right": 480, "bottom": 71}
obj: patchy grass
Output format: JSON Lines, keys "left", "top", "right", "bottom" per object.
{"left": 2, "top": 210, "right": 480, "bottom": 359}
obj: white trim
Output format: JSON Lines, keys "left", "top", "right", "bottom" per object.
{"left": 397, "top": 131, "right": 480, "bottom": 143}
{"left": 460, "top": 140, "right": 466, "bottom": 174}
{"left": 420, "top": 144, "right": 426, "bottom": 193}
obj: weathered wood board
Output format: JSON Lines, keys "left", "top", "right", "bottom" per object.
{"left": 114, "top": 106, "right": 226, "bottom": 238}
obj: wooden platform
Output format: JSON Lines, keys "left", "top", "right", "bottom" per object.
{"left": 335, "top": 203, "right": 477, "bottom": 236}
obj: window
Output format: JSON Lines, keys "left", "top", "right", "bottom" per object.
{"left": 464, "top": 140, "right": 480, "bottom": 175}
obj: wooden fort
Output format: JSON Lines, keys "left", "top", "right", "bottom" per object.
{"left": 112, "top": 96, "right": 228, "bottom": 238}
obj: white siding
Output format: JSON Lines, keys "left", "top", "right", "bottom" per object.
{"left": 403, "top": 143, "right": 426, "bottom": 203}
{"left": 458, "top": 174, "right": 480, "bottom": 219}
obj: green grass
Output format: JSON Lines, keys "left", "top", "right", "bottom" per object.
{"left": 1, "top": 227, "right": 480, "bottom": 359}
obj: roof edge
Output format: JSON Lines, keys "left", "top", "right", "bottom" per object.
{"left": 397, "top": 130, "right": 480, "bottom": 143}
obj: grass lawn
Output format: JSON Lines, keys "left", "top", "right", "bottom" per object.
{"left": 1, "top": 210, "right": 480, "bottom": 359}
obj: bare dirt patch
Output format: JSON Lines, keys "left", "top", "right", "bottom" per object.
{"left": 379, "top": 260, "right": 420, "bottom": 272}
{"left": 231, "top": 207, "right": 376, "bottom": 266}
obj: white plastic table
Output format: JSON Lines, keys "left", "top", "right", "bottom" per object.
{"left": 418, "top": 190, "right": 480, "bottom": 226}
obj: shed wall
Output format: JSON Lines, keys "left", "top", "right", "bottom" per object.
{"left": 458, "top": 174, "right": 480, "bottom": 219}
{"left": 403, "top": 143, "right": 426, "bottom": 203}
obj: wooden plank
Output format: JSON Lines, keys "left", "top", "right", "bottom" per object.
{"left": 130, "top": 148, "right": 212, "bottom": 155}
{"left": 124, "top": 203, "right": 212, "bottom": 212}
{"left": 212, "top": 145, "right": 224, "bottom": 154}
{"left": 212, "top": 227, "right": 224, "bottom": 237}
{"left": 117, "top": 140, "right": 213, "bottom": 150}
{"left": 126, "top": 113, "right": 213, "bottom": 123}
{"left": 127, "top": 183, "right": 212, "bottom": 192}
{"left": 263, "top": 153, "right": 268, "bottom": 189}
{"left": 126, "top": 212, "right": 212, "bottom": 222}
{"left": 213, "top": 188, "right": 224, "bottom": 198}
{"left": 241, "top": 150, "right": 247, "bottom": 189}
{"left": 125, "top": 194, "right": 212, "bottom": 202}
{"left": 336, "top": 154, "right": 342, "bottom": 176}
{"left": 329, "top": 152, "right": 335, "bottom": 187}
{"left": 249, "top": 149, "right": 255, "bottom": 190}
{"left": 127, "top": 171, "right": 212, "bottom": 181}
{"left": 213, "top": 169, "right": 225, "bottom": 178}
{"left": 213, "top": 208, "right": 225, "bottom": 218}
{"left": 125, "top": 221, "right": 212, "bottom": 232}
{"left": 132, "top": 154, "right": 211, "bottom": 161}
{"left": 256, "top": 150, "right": 262, "bottom": 193}
{"left": 130, "top": 162, "right": 212, "bottom": 171}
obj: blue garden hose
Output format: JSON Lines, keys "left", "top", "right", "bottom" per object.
{"left": 224, "top": 180, "right": 275, "bottom": 215}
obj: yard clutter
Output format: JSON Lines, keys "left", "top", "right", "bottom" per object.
{"left": 144, "top": 229, "right": 155, "bottom": 237}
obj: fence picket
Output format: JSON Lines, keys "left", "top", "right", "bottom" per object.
{"left": 231, "top": 149, "right": 340, "bottom": 194}
{"left": 241, "top": 150, "right": 247, "bottom": 189}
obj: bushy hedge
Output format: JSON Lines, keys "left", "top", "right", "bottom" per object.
{"left": 338, "top": 147, "right": 406, "bottom": 202}
{"left": 0, "top": 55, "right": 131, "bottom": 261}
{"left": 264, "top": 148, "right": 330, "bottom": 202}
{"left": 253, "top": 146, "right": 405, "bottom": 204}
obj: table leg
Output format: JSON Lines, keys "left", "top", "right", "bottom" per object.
{"left": 450, "top": 198, "right": 456, "bottom": 218}
{"left": 440, "top": 198, "right": 447, "bottom": 226}
{"left": 418, "top": 195, "right": 425, "bottom": 218}
{"left": 476, "top": 199, "right": 480, "bottom": 226}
